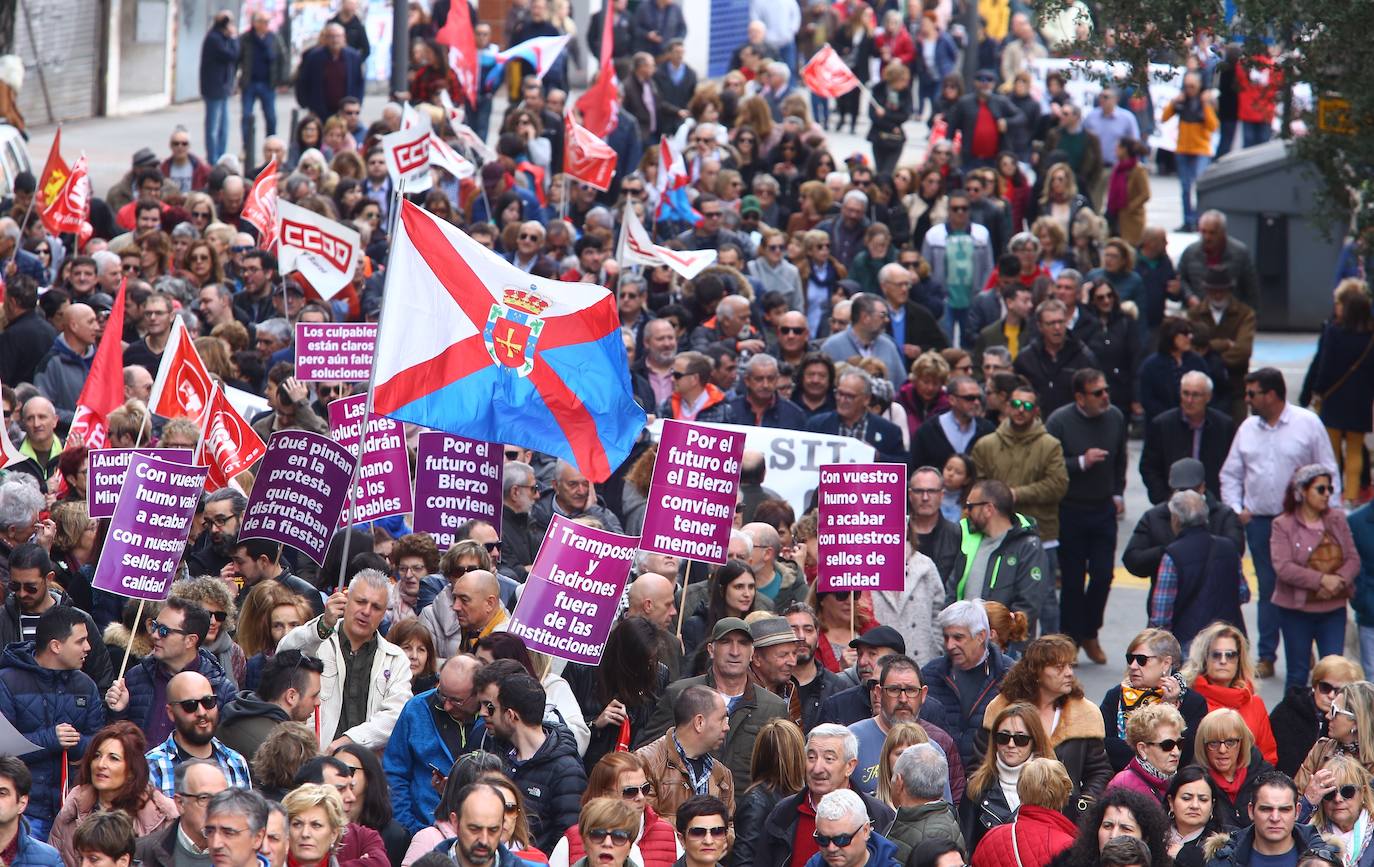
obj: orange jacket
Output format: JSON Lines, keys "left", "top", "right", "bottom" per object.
{"left": 1162, "top": 99, "right": 1220, "bottom": 157}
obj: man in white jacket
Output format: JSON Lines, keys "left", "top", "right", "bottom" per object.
{"left": 277, "top": 569, "right": 411, "bottom": 751}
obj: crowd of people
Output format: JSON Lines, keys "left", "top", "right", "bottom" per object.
{"left": 0, "top": 2, "right": 1371, "bottom": 867}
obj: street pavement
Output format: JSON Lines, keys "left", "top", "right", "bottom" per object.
{"left": 30, "top": 91, "right": 1322, "bottom": 705}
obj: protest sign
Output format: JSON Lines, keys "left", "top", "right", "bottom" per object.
{"left": 645, "top": 419, "right": 875, "bottom": 515}
{"left": 329, "top": 394, "right": 413, "bottom": 525}
{"left": 412, "top": 432, "right": 503, "bottom": 548}
{"left": 506, "top": 514, "right": 637, "bottom": 665}
{"left": 239, "top": 430, "right": 354, "bottom": 564}
{"left": 92, "top": 454, "right": 207, "bottom": 600}
{"left": 815, "top": 463, "right": 907, "bottom": 592}
{"left": 295, "top": 322, "right": 378, "bottom": 382}
{"left": 88, "top": 448, "right": 195, "bottom": 519}
{"left": 639, "top": 420, "right": 744, "bottom": 564}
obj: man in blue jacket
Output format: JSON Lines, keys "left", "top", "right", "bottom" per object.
{"left": 0, "top": 608, "right": 105, "bottom": 842}
{"left": 200, "top": 12, "right": 240, "bottom": 163}
{"left": 384, "top": 655, "right": 483, "bottom": 833}
{"left": 0, "top": 757, "right": 63, "bottom": 866}
{"left": 920, "top": 601, "right": 1011, "bottom": 771}
{"left": 807, "top": 368, "right": 907, "bottom": 463}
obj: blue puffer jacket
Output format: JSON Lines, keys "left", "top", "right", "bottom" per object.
{"left": 10, "top": 824, "right": 63, "bottom": 867}
{"left": 383, "top": 688, "right": 480, "bottom": 833}
{"left": 116, "top": 648, "right": 236, "bottom": 743}
{"left": 0, "top": 642, "right": 105, "bottom": 825}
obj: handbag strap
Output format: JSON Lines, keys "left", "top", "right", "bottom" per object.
{"left": 1010, "top": 814, "right": 1024, "bottom": 867}
{"left": 1318, "top": 332, "right": 1374, "bottom": 402}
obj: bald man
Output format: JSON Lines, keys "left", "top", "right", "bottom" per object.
{"left": 124, "top": 364, "right": 154, "bottom": 403}
{"left": 690, "top": 294, "right": 765, "bottom": 354}
{"left": 384, "top": 655, "right": 483, "bottom": 833}
{"left": 14, "top": 396, "right": 61, "bottom": 491}
{"left": 35, "top": 303, "right": 99, "bottom": 423}
{"left": 450, "top": 570, "right": 509, "bottom": 654}
{"left": 146, "top": 671, "right": 252, "bottom": 797}
{"left": 626, "top": 572, "right": 684, "bottom": 678}
{"left": 137, "top": 760, "right": 229, "bottom": 867}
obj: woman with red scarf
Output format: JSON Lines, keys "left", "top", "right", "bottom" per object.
{"left": 1104, "top": 137, "right": 1150, "bottom": 245}
{"left": 1183, "top": 621, "right": 1278, "bottom": 764}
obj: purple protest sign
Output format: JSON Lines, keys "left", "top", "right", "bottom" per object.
{"left": 638, "top": 420, "right": 744, "bottom": 564}
{"left": 295, "top": 323, "right": 377, "bottom": 382}
{"left": 506, "top": 514, "right": 637, "bottom": 664}
{"left": 329, "top": 394, "right": 413, "bottom": 526}
{"left": 412, "top": 432, "right": 502, "bottom": 548}
{"left": 816, "top": 462, "right": 907, "bottom": 592}
{"left": 87, "top": 448, "right": 194, "bottom": 519}
{"left": 239, "top": 430, "right": 354, "bottom": 564}
{"left": 91, "top": 454, "right": 208, "bottom": 600}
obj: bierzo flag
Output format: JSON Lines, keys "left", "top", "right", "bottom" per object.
{"left": 372, "top": 201, "right": 646, "bottom": 482}
{"left": 802, "top": 44, "right": 862, "bottom": 98}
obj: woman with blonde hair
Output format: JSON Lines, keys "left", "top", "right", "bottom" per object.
{"left": 1183, "top": 621, "right": 1277, "bottom": 764}
{"left": 571, "top": 798, "right": 641, "bottom": 867}
{"left": 796, "top": 227, "right": 846, "bottom": 336}
{"left": 1306, "top": 753, "right": 1374, "bottom": 862}
{"left": 978, "top": 636, "right": 1113, "bottom": 816}
{"left": 868, "top": 60, "right": 913, "bottom": 176}
{"left": 105, "top": 400, "right": 150, "bottom": 448}
{"left": 970, "top": 758, "right": 1078, "bottom": 867}
{"left": 734, "top": 95, "right": 776, "bottom": 148}
{"left": 877, "top": 721, "right": 930, "bottom": 806}
{"left": 184, "top": 191, "right": 218, "bottom": 232}
{"left": 1270, "top": 655, "right": 1364, "bottom": 777}
{"left": 282, "top": 784, "right": 347, "bottom": 867}
{"left": 1192, "top": 707, "right": 1271, "bottom": 827}
{"left": 961, "top": 702, "right": 1051, "bottom": 851}
{"left": 1296, "top": 681, "right": 1374, "bottom": 797}
{"left": 897, "top": 351, "right": 951, "bottom": 436}
{"left": 193, "top": 336, "right": 238, "bottom": 385}
{"left": 1031, "top": 216, "right": 1072, "bottom": 277}
{"left": 1034, "top": 162, "right": 1091, "bottom": 241}
{"left": 786, "top": 181, "right": 833, "bottom": 235}
{"left": 1106, "top": 702, "right": 1185, "bottom": 803}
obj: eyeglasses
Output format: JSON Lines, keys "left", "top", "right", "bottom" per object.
{"left": 1312, "top": 484, "right": 1332, "bottom": 495}
{"left": 779, "top": 326, "right": 806, "bottom": 335}
{"left": 620, "top": 783, "right": 654, "bottom": 798}
{"left": 685, "top": 825, "right": 727, "bottom": 839}
{"left": 122, "top": 263, "right": 140, "bottom": 273}
{"left": 205, "top": 610, "right": 228, "bottom": 623}
{"left": 1316, "top": 681, "right": 1342, "bottom": 696}
{"left": 701, "top": 211, "right": 723, "bottom": 219}
{"left": 189, "top": 254, "right": 211, "bottom": 263}
{"left": 963, "top": 501, "right": 989, "bottom": 511}
{"left": 1146, "top": 739, "right": 1182, "bottom": 753}
{"left": 1124, "top": 653, "right": 1155, "bottom": 666}
{"left": 1009, "top": 399, "right": 1036, "bottom": 411}
{"left": 880, "top": 685, "right": 921, "bottom": 697}
{"left": 994, "top": 731, "right": 1032, "bottom": 747}
{"left": 147, "top": 619, "right": 189, "bottom": 639}
{"left": 480, "top": 700, "right": 497, "bottom": 715}
{"left": 1209, "top": 650, "right": 1239, "bottom": 662}
{"left": 813, "top": 828, "right": 865, "bottom": 849}
{"left": 1204, "top": 738, "right": 1241, "bottom": 751}
{"left": 766, "top": 244, "right": 785, "bottom": 251}
{"left": 172, "top": 140, "right": 190, "bottom": 147}
{"left": 206, "top": 513, "right": 238, "bottom": 527}
{"left": 170, "top": 695, "right": 217, "bottom": 713}
{"left": 179, "top": 792, "right": 218, "bottom": 807}
{"left": 586, "top": 829, "right": 633, "bottom": 845}
{"left": 203, "top": 823, "right": 248, "bottom": 839}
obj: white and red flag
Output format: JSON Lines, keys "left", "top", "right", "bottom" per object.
{"left": 802, "top": 44, "right": 862, "bottom": 98}
{"left": 241, "top": 158, "right": 280, "bottom": 251}
{"left": 67, "top": 278, "right": 129, "bottom": 448}
{"left": 276, "top": 200, "right": 361, "bottom": 301}
{"left": 564, "top": 115, "right": 618, "bottom": 192}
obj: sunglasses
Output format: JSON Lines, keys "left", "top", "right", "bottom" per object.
{"left": 147, "top": 619, "right": 189, "bottom": 639}
{"left": 1331, "top": 704, "right": 1356, "bottom": 720}
{"left": 1146, "top": 739, "right": 1182, "bottom": 753}
{"left": 1009, "top": 399, "right": 1036, "bottom": 411}
{"left": 12, "top": 581, "right": 43, "bottom": 594}
{"left": 170, "top": 695, "right": 217, "bottom": 713}
{"left": 814, "top": 829, "right": 864, "bottom": 848}
{"left": 519, "top": 233, "right": 542, "bottom": 241}
{"left": 685, "top": 825, "right": 727, "bottom": 839}
{"left": 620, "top": 783, "right": 654, "bottom": 798}
{"left": 779, "top": 326, "right": 806, "bottom": 335}
{"left": 670, "top": 370, "right": 692, "bottom": 379}
{"left": 963, "top": 501, "right": 989, "bottom": 511}
{"left": 994, "top": 731, "right": 1032, "bottom": 747}
{"left": 1324, "top": 784, "right": 1360, "bottom": 802}
{"left": 1204, "top": 737, "right": 1241, "bottom": 750}
{"left": 701, "top": 211, "right": 723, "bottom": 219}
{"left": 481, "top": 541, "right": 501, "bottom": 553}
{"left": 1086, "top": 387, "right": 1109, "bottom": 397}
{"left": 1316, "top": 681, "right": 1342, "bottom": 696}
{"left": 953, "top": 392, "right": 982, "bottom": 402}
{"left": 1124, "top": 653, "right": 1156, "bottom": 666}
{"left": 586, "top": 829, "right": 633, "bottom": 845}
{"left": 1209, "top": 650, "right": 1239, "bottom": 661}
{"left": 1312, "top": 484, "right": 1332, "bottom": 494}
{"left": 766, "top": 244, "right": 785, "bottom": 251}
{"left": 206, "top": 610, "right": 228, "bottom": 623}
{"left": 949, "top": 205, "right": 969, "bottom": 212}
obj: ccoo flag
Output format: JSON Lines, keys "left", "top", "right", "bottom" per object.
{"left": 802, "top": 44, "right": 861, "bottom": 98}
{"left": 372, "top": 201, "right": 645, "bottom": 482}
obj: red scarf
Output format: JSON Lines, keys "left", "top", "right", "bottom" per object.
{"left": 1107, "top": 156, "right": 1136, "bottom": 214}
{"left": 1210, "top": 763, "right": 1248, "bottom": 803}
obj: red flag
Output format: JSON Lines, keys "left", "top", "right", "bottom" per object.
{"left": 241, "top": 159, "right": 280, "bottom": 251}
{"left": 564, "top": 115, "right": 618, "bottom": 192}
{"left": 802, "top": 44, "right": 861, "bottom": 98}
{"left": 37, "top": 127, "right": 69, "bottom": 210}
{"left": 201, "top": 386, "right": 266, "bottom": 491}
{"left": 436, "top": 2, "right": 479, "bottom": 108}
{"left": 149, "top": 319, "right": 216, "bottom": 427}
{"left": 67, "top": 279, "right": 130, "bottom": 448}
{"left": 574, "top": 1, "right": 619, "bottom": 137}
{"left": 41, "top": 153, "right": 89, "bottom": 235}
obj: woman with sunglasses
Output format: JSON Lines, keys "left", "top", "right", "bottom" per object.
{"left": 1295, "top": 683, "right": 1374, "bottom": 803}
{"left": 569, "top": 798, "right": 641, "bottom": 867}
{"left": 1269, "top": 656, "right": 1363, "bottom": 777}
{"left": 1183, "top": 621, "right": 1278, "bottom": 764}
{"left": 549, "top": 753, "right": 678, "bottom": 867}
{"left": 49, "top": 722, "right": 179, "bottom": 867}
{"left": 960, "top": 702, "right": 1051, "bottom": 851}
{"left": 1101, "top": 629, "right": 1207, "bottom": 773}
{"left": 169, "top": 576, "right": 246, "bottom": 688}
{"left": 1163, "top": 766, "right": 1225, "bottom": 867}
{"left": 1272, "top": 464, "right": 1360, "bottom": 689}
{"left": 1306, "top": 754, "right": 1374, "bottom": 867}
{"left": 975, "top": 636, "right": 1113, "bottom": 819}
{"left": 1083, "top": 272, "right": 1142, "bottom": 417}
{"left": 1191, "top": 707, "right": 1273, "bottom": 828}
{"left": 1106, "top": 703, "right": 1185, "bottom": 803}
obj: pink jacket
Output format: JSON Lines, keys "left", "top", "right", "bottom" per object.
{"left": 1271, "top": 510, "right": 1360, "bottom": 613}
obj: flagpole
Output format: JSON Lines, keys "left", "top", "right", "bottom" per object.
{"left": 336, "top": 187, "right": 406, "bottom": 592}
{"left": 10, "top": 197, "right": 35, "bottom": 269}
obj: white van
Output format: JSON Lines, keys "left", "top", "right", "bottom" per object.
{"left": 0, "top": 124, "right": 34, "bottom": 200}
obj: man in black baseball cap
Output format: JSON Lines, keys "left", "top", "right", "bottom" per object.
{"left": 816, "top": 626, "right": 951, "bottom": 729}
{"left": 1122, "top": 456, "right": 1246, "bottom": 585}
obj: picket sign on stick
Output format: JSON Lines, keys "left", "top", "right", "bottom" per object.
{"left": 117, "top": 600, "right": 145, "bottom": 680}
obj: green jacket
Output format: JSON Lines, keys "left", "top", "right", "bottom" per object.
{"left": 946, "top": 514, "right": 1052, "bottom": 632}
{"left": 969, "top": 419, "right": 1068, "bottom": 541}
{"left": 887, "top": 801, "right": 965, "bottom": 866}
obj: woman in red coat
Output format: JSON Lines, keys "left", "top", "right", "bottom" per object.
{"left": 549, "top": 753, "right": 680, "bottom": 867}
{"left": 972, "top": 757, "right": 1078, "bottom": 867}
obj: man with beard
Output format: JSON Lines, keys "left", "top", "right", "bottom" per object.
{"left": 146, "top": 671, "right": 252, "bottom": 797}
{"left": 215, "top": 649, "right": 324, "bottom": 761}
{"left": 846, "top": 656, "right": 962, "bottom": 804}
{"left": 187, "top": 489, "right": 247, "bottom": 577}
{"left": 634, "top": 319, "right": 678, "bottom": 407}
{"left": 784, "top": 602, "right": 845, "bottom": 733}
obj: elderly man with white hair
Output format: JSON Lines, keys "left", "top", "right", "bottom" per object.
{"left": 1139, "top": 369, "right": 1235, "bottom": 505}
{"left": 1146, "top": 488, "right": 1248, "bottom": 648}
{"left": 759, "top": 61, "right": 796, "bottom": 121}
{"left": 819, "top": 190, "right": 872, "bottom": 265}
{"left": 920, "top": 601, "right": 1014, "bottom": 770}
{"left": 0, "top": 478, "right": 48, "bottom": 589}
{"left": 277, "top": 569, "right": 411, "bottom": 750}
{"left": 530, "top": 459, "right": 625, "bottom": 543}
{"left": 886, "top": 742, "right": 963, "bottom": 855}
{"left": 758, "top": 724, "right": 897, "bottom": 867}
